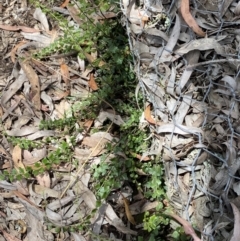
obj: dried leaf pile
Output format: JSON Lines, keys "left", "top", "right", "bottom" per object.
{"left": 122, "top": 0, "right": 240, "bottom": 240}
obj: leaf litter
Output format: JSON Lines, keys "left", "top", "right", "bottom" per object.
{"left": 1, "top": 0, "right": 240, "bottom": 240}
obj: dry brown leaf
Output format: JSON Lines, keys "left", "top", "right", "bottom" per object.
{"left": 88, "top": 73, "right": 99, "bottom": 90}
{"left": 0, "top": 106, "right": 3, "bottom": 118}
{"left": 196, "top": 151, "right": 209, "bottom": 165}
{"left": 129, "top": 200, "right": 159, "bottom": 215}
{"left": 12, "top": 145, "right": 25, "bottom": 170}
{"left": 167, "top": 212, "right": 201, "bottom": 241}
{"left": 67, "top": 4, "right": 82, "bottom": 25}
{"left": 0, "top": 24, "right": 40, "bottom": 33}
{"left": 180, "top": 0, "right": 205, "bottom": 37}
{"left": 36, "top": 172, "right": 51, "bottom": 188}
{"left": 31, "top": 58, "right": 49, "bottom": 72}
{"left": 20, "top": 60, "right": 41, "bottom": 111}
{"left": 144, "top": 104, "right": 156, "bottom": 124}
{"left": 119, "top": 193, "right": 136, "bottom": 225}
{"left": 60, "top": 63, "right": 71, "bottom": 97}
{"left": 10, "top": 41, "right": 27, "bottom": 63}
{"left": 60, "top": 63, "right": 70, "bottom": 87}
{"left": 55, "top": 90, "right": 71, "bottom": 100}
{"left": 84, "top": 51, "right": 106, "bottom": 67}
{"left": 130, "top": 152, "right": 150, "bottom": 161}
{"left": 12, "top": 190, "right": 42, "bottom": 210}
{"left": 94, "top": 12, "right": 117, "bottom": 20}
{"left": 60, "top": 0, "right": 70, "bottom": 7}
{"left": 83, "top": 119, "right": 94, "bottom": 132}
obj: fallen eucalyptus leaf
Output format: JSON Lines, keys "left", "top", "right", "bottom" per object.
{"left": 180, "top": 0, "right": 205, "bottom": 37}
{"left": 230, "top": 203, "right": 240, "bottom": 241}
{"left": 33, "top": 8, "right": 49, "bottom": 32}
{"left": 105, "top": 204, "right": 137, "bottom": 235}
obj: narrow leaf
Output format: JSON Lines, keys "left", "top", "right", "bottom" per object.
{"left": 123, "top": 197, "right": 136, "bottom": 225}
{"left": 60, "top": 63, "right": 70, "bottom": 91}
{"left": 130, "top": 152, "right": 151, "bottom": 161}
{"left": 180, "top": 0, "right": 205, "bottom": 37}
{"left": 83, "top": 51, "right": 106, "bottom": 67}
{"left": 88, "top": 73, "right": 99, "bottom": 90}
{"left": 10, "top": 41, "right": 27, "bottom": 63}
{"left": 119, "top": 192, "right": 136, "bottom": 225}
{"left": 60, "top": 0, "right": 70, "bottom": 8}
{"left": 230, "top": 202, "right": 240, "bottom": 241}
{"left": 167, "top": 212, "right": 201, "bottom": 241}
{"left": 0, "top": 24, "right": 40, "bottom": 33}
{"left": 144, "top": 104, "right": 156, "bottom": 124}
{"left": 20, "top": 60, "right": 41, "bottom": 111}
{"left": 12, "top": 145, "right": 25, "bottom": 170}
